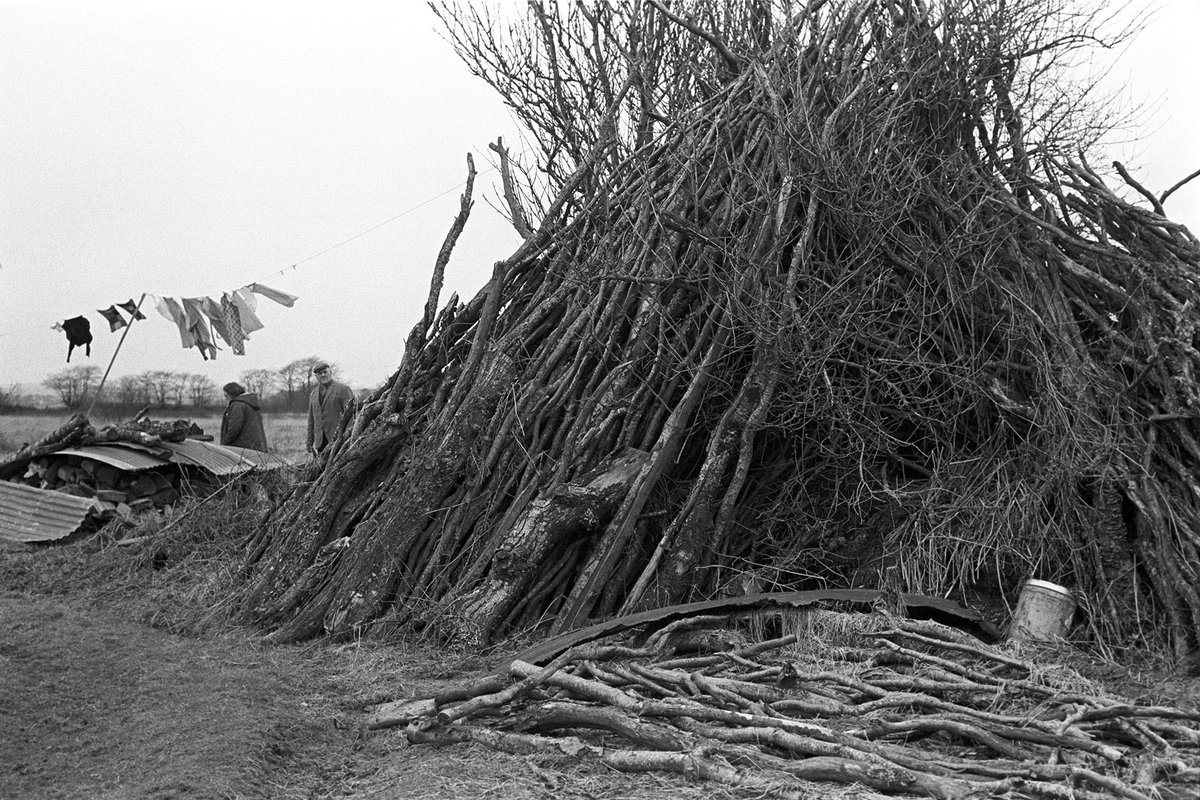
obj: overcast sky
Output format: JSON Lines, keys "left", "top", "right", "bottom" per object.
{"left": 1, "top": 1, "right": 1197, "bottom": 398}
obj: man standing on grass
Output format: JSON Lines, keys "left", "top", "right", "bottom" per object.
{"left": 306, "top": 361, "right": 355, "bottom": 457}
{"left": 220, "top": 381, "right": 268, "bottom": 452}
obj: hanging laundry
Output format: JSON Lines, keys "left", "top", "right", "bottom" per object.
{"left": 61, "top": 316, "right": 92, "bottom": 362}
{"left": 97, "top": 305, "right": 128, "bottom": 332}
{"left": 151, "top": 295, "right": 173, "bottom": 324}
{"left": 232, "top": 288, "right": 265, "bottom": 333}
{"left": 118, "top": 298, "right": 147, "bottom": 320}
{"left": 219, "top": 293, "right": 247, "bottom": 355}
{"left": 249, "top": 282, "right": 299, "bottom": 307}
{"left": 151, "top": 294, "right": 173, "bottom": 322}
{"left": 200, "top": 296, "right": 237, "bottom": 353}
{"left": 155, "top": 296, "right": 196, "bottom": 348}
{"left": 181, "top": 297, "right": 219, "bottom": 360}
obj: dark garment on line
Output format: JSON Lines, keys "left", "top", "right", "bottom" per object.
{"left": 62, "top": 316, "right": 92, "bottom": 362}
{"left": 97, "top": 306, "right": 127, "bottom": 332}
{"left": 118, "top": 298, "right": 147, "bottom": 320}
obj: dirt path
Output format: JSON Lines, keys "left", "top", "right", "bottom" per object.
{"left": 0, "top": 595, "right": 379, "bottom": 800}
{"left": 0, "top": 592, "right": 723, "bottom": 800}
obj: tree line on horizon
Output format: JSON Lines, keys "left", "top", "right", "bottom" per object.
{"left": 1, "top": 355, "right": 349, "bottom": 414}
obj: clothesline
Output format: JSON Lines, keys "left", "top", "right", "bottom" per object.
{"left": 53, "top": 282, "right": 301, "bottom": 367}
{"left": 0, "top": 143, "right": 515, "bottom": 343}
{"left": 258, "top": 172, "right": 488, "bottom": 283}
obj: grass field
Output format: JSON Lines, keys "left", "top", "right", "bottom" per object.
{"left": 0, "top": 409, "right": 309, "bottom": 462}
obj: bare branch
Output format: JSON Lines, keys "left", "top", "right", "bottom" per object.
{"left": 489, "top": 136, "right": 535, "bottom": 239}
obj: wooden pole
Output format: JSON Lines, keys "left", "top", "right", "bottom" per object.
{"left": 86, "top": 293, "right": 147, "bottom": 417}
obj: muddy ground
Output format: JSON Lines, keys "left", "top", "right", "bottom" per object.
{"left": 0, "top": 539, "right": 742, "bottom": 800}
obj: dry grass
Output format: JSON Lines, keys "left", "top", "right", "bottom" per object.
{"left": 0, "top": 410, "right": 63, "bottom": 456}
{"left": 0, "top": 478, "right": 755, "bottom": 800}
{"left": 0, "top": 473, "right": 873, "bottom": 800}
{"left": 3, "top": 482, "right": 1191, "bottom": 799}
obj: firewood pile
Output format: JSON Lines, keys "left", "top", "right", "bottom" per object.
{"left": 5, "top": 414, "right": 203, "bottom": 519}
{"left": 19, "top": 457, "right": 182, "bottom": 517}
{"left": 382, "top": 613, "right": 1200, "bottom": 799}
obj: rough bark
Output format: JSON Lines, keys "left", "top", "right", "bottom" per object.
{"left": 233, "top": 0, "right": 1200, "bottom": 656}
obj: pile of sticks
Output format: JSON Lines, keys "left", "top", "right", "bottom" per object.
{"left": 377, "top": 614, "right": 1200, "bottom": 799}
{"left": 235, "top": 0, "right": 1200, "bottom": 657}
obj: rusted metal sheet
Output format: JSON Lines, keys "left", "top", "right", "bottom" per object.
{"left": 0, "top": 481, "right": 97, "bottom": 543}
{"left": 56, "top": 445, "right": 168, "bottom": 472}
{"left": 158, "top": 440, "right": 290, "bottom": 475}
{"left": 506, "top": 589, "right": 1002, "bottom": 669}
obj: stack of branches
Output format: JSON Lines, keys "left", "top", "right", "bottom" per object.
{"left": 375, "top": 612, "right": 1200, "bottom": 799}
{"left": 4, "top": 414, "right": 195, "bottom": 465}
{"left": 233, "top": 0, "right": 1200, "bottom": 658}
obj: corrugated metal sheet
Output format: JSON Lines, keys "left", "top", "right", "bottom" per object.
{"left": 57, "top": 445, "right": 168, "bottom": 472}
{"left": 221, "top": 444, "right": 291, "bottom": 470}
{"left": 158, "top": 440, "right": 290, "bottom": 475}
{"left": 0, "top": 481, "right": 97, "bottom": 543}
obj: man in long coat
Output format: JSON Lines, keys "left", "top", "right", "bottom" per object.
{"left": 307, "top": 361, "right": 355, "bottom": 456}
{"left": 220, "top": 381, "right": 269, "bottom": 452}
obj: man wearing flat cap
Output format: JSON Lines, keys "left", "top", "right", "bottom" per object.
{"left": 307, "top": 361, "right": 356, "bottom": 457}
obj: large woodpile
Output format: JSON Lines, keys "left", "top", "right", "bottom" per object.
{"left": 234, "top": 0, "right": 1200, "bottom": 659}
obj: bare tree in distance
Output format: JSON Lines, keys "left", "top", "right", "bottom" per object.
{"left": 187, "top": 374, "right": 216, "bottom": 407}
{"left": 238, "top": 369, "right": 277, "bottom": 398}
{"left": 145, "top": 370, "right": 174, "bottom": 407}
{"left": 43, "top": 365, "right": 100, "bottom": 410}
{"left": 136, "top": 372, "right": 155, "bottom": 405}
{"left": 279, "top": 356, "right": 334, "bottom": 409}
{"left": 114, "top": 374, "right": 143, "bottom": 407}
{"left": 169, "top": 372, "right": 190, "bottom": 407}
{"left": 277, "top": 360, "right": 306, "bottom": 409}
{"left": 0, "top": 383, "right": 25, "bottom": 411}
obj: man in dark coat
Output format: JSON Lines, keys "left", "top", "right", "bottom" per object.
{"left": 306, "top": 362, "right": 355, "bottom": 455}
{"left": 220, "top": 381, "right": 268, "bottom": 452}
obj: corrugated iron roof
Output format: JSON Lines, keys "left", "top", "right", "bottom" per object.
{"left": 0, "top": 481, "right": 97, "bottom": 543}
{"left": 158, "top": 440, "right": 290, "bottom": 475}
{"left": 222, "top": 444, "right": 291, "bottom": 470}
{"left": 57, "top": 445, "right": 168, "bottom": 472}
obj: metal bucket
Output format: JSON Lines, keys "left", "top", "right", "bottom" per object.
{"left": 1009, "top": 579, "right": 1075, "bottom": 642}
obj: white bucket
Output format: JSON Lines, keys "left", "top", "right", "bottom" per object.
{"left": 1009, "top": 579, "right": 1075, "bottom": 642}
